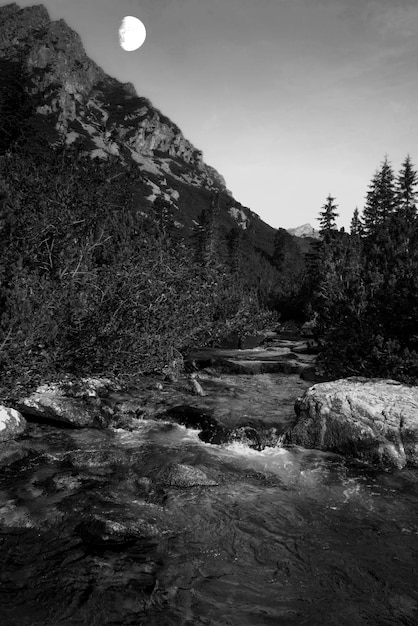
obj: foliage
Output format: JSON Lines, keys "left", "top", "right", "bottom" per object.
{"left": 312, "top": 156, "right": 418, "bottom": 384}
{"left": 271, "top": 228, "right": 307, "bottom": 320}
{"left": 0, "top": 145, "right": 274, "bottom": 393}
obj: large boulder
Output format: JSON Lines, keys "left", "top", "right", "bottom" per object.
{"left": 284, "top": 378, "right": 418, "bottom": 469}
{"left": 0, "top": 406, "right": 26, "bottom": 442}
{"left": 17, "top": 379, "right": 115, "bottom": 428}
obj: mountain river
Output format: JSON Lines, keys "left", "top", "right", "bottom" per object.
{"left": 1, "top": 346, "right": 418, "bottom": 625}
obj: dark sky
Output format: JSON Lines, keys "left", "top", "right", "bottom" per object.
{"left": 4, "top": 0, "right": 418, "bottom": 229}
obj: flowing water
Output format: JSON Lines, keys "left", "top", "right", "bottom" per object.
{"left": 1, "top": 417, "right": 418, "bottom": 626}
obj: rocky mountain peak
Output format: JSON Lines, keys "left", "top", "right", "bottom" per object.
{"left": 0, "top": 3, "right": 277, "bottom": 252}
{"left": 287, "top": 223, "right": 320, "bottom": 239}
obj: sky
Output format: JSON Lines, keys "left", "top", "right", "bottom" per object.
{"left": 3, "top": 0, "right": 418, "bottom": 230}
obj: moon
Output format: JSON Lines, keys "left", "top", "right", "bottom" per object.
{"left": 119, "top": 16, "right": 146, "bottom": 51}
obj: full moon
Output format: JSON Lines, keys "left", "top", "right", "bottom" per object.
{"left": 119, "top": 16, "right": 146, "bottom": 51}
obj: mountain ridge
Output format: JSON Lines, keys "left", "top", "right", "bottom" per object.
{"left": 0, "top": 3, "right": 286, "bottom": 258}
{"left": 286, "top": 223, "right": 320, "bottom": 239}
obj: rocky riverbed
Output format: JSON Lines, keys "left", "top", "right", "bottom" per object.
{"left": 1, "top": 335, "right": 418, "bottom": 625}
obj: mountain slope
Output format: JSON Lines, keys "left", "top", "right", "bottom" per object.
{"left": 0, "top": 2, "right": 276, "bottom": 256}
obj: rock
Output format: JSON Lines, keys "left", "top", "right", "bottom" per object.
{"left": 17, "top": 388, "right": 110, "bottom": 428}
{"left": 0, "top": 406, "right": 27, "bottom": 442}
{"left": 55, "top": 377, "right": 119, "bottom": 398}
{"left": 301, "top": 320, "right": 316, "bottom": 337}
{"left": 188, "top": 373, "right": 206, "bottom": 396}
{"left": 63, "top": 449, "right": 129, "bottom": 469}
{"left": 153, "top": 463, "right": 218, "bottom": 488}
{"left": 284, "top": 378, "right": 418, "bottom": 468}
{"left": 159, "top": 405, "right": 217, "bottom": 432}
{"left": 228, "top": 426, "right": 262, "bottom": 450}
{"left": 0, "top": 502, "right": 35, "bottom": 528}
{"left": 0, "top": 443, "right": 30, "bottom": 467}
{"left": 75, "top": 516, "right": 160, "bottom": 547}
{"left": 158, "top": 405, "right": 230, "bottom": 445}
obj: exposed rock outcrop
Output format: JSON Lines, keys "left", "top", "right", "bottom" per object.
{"left": 284, "top": 378, "right": 418, "bottom": 468}
{"left": 0, "top": 3, "right": 228, "bottom": 192}
{"left": 17, "top": 379, "right": 115, "bottom": 428}
{"left": 0, "top": 406, "right": 26, "bottom": 442}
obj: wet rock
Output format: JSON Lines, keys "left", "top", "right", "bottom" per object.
{"left": 134, "top": 476, "right": 152, "bottom": 497}
{"left": 0, "top": 501, "right": 35, "bottom": 528}
{"left": 153, "top": 463, "right": 218, "bottom": 488}
{"left": 261, "top": 427, "right": 285, "bottom": 448}
{"left": 63, "top": 449, "right": 129, "bottom": 469}
{"left": 228, "top": 426, "right": 262, "bottom": 450}
{"left": 0, "top": 406, "right": 26, "bottom": 442}
{"left": 17, "top": 390, "right": 110, "bottom": 428}
{"left": 111, "top": 398, "right": 146, "bottom": 423}
{"left": 75, "top": 515, "right": 160, "bottom": 547}
{"left": 158, "top": 405, "right": 217, "bottom": 431}
{"left": 158, "top": 405, "right": 229, "bottom": 445}
{"left": 284, "top": 378, "right": 418, "bottom": 469}
{"left": 52, "top": 473, "right": 82, "bottom": 492}
{"left": 187, "top": 373, "right": 206, "bottom": 396}
{"left": 0, "top": 443, "right": 30, "bottom": 468}
{"left": 198, "top": 424, "right": 230, "bottom": 445}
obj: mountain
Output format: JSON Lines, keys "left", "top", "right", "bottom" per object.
{"left": 0, "top": 3, "right": 276, "bottom": 256}
{"left": 287, "top": 223, "right": 320, "bottom": 239}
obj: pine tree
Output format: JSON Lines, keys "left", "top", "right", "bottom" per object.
{"left": 362, "top": 156, "right": 396, "bottom": 234}
{"left": 318, "top": 194, "right": 339, "bottom": 235}
{"left": 396, "top": 155, "right": 417, "bottom": 222}
{"left": 350, "top": 207, "right": 363, "bottom": 236}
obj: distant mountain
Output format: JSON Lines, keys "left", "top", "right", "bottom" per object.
{"left": 0, "top": 3, "right": 277, "bottom": 258}
{"left": 287, "top": 223, "right": 320, "bottom": 239}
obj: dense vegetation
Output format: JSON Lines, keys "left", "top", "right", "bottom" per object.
{"left": 0, "top": 144, "right": 275, "bottom": 393}
{"left": 312, "top": 156, "right": 418, "bottom": 384}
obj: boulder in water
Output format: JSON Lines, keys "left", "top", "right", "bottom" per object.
{"left": 75, "top": 515, "right": 160, "bottom": 547}
{"left": 284, "top": 378, "right": 418, "bottom": 468}
{"left": 228, "top": 426, "right": 262, "bottom": 450}
{"left": 0, "top": 406, "right": 26, "bottom": 442}
{"left": 153, "top": 463, "right": 218, "bottom": 488}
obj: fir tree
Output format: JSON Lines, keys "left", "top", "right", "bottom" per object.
{"left": 362, "top": 156, "right": 396, "bottom": 234}
{"left": 396, "top": 154, "right": 417, "bottom": 222}
{"left": 350, "top": 207, "right": 363, "bottom": 236}
{"left": 318, "top": 194, "right": 339, "bottom": 235}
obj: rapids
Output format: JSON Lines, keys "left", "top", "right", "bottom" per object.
{"left": 1, "top": 338, "right": 418, "bottom": 625}
{"left": 1, "top": 420, "right": 418, "bottom": 625}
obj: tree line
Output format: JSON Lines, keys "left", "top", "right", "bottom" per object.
{"left": 311, "top": 155, "right": 418, "bottom": 384}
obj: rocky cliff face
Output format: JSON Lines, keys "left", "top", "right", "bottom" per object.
{"left": 0, "top": 3, "right": 277, "bottom": 252}
{"left": 0, "top": 5, "right": 227, "bottom": 187}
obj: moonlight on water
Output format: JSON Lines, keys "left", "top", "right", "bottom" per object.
{"left": 119, "top": 16, "right": 146, "bottom": 51}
